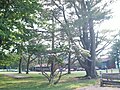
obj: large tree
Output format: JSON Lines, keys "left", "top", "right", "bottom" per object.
{"left": 45, "top": 0, "right": 114, "bottom": 78}
{"left": 0, "top": 0, "right": 45, "bottom": 69}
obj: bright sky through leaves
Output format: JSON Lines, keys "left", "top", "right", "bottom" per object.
{"left": 100, "top": 0, "right": 120, "bottom": 30}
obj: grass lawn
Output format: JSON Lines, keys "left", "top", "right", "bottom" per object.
{"left": 0, "top": 71, "right": 98, "bottom": 90}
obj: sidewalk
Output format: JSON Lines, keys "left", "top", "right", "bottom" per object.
{"left": 75, "top": 85, "right": 120, "bottom": 90}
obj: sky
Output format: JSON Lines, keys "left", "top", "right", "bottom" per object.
{"left": 100, "top": 0, "right": 120, "bottom": 30}
{"left": 96, "top": 0, "right": 120, "bottom": 56}
{"left": 38, "top": 0, "right": 120, "bottom": 55}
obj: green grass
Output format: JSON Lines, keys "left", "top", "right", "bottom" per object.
{"left": 1, "top": 68, "right": 118, "bottom": 90}
{"left": 0, "top": 71, "right": 98, "bottom": 90}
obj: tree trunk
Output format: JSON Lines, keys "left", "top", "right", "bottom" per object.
{"left": 51, "top": 32, "right": 54, "bottom": 76}
{"left": 26, "top": 63, "right": 29, "bottom": 74}
{"left": 85, "top": 67, "right": 91, "bottom": 77}
{"left": 51, "top": 61, "right": 54, "bottom": 76}
{"left": 68, "top": 51, "right": 71, "bottom": 74}
{"left": 26, "top": 55, "right": 31, "bottom": 74}
{"left": 26, "top": 61, "right": 30, "bottom": 74}
{"left": 88, "top": 18, "right": 97, "bottom": 78}
{"left": 18, "top": 57, "right": 22, "bottom": 74}
{"left": 80, "top": 1, "right": 97, "bottom": 78}
{"left": 117, "top": 55, "right": 120, "bottom": 73}
{"left": 68, "top": 39, "right": 71, "bottom": 74}
{"left": 80, "top": 0, "right": 96, "bottom": 77}
{"left": 0, "top": 36, "right": 2, "bottom": 46}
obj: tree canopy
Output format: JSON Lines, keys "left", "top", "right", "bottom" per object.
{"left": 0, "top": 0, "right": 118, "bottom": 81}
{"left": 0, "top": 0, "right": 45, "bottom": 64}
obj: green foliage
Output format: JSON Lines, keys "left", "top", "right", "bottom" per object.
{"left": 0, "top": 0, "right": 46, "bottom": 65}
{"left": 80, "top": 48, "right": 91, "bottom": 57}
{"left": 109, "top": 38, "right": 120, "bottom": 62}
{"left": 48, "top": 54, "right": 64, "bottom": 65}
{"left": 27, "top": 44, "right": 46, "bottom": 54}
{"left": 0, "top": 53, "right": 20, "bottom": 66}
{"left": 54, "top": 44, "right": 69, "bottom": 52}
{"left": 0, "top": 0, "right": 44, "bottom": 51}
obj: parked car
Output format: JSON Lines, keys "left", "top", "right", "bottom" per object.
{"left": 11, "top": 69, "right": 18, "bottom": 72}
{"left": 95, "top": 67, "right": 99, "bottom": 70}
{"left": 24, "top": 69, "right": 31, "bottom": 72}
{"left": 77, "top": 68, "right": 85, "bottom": 71}
{"left": 70, "top": 68, "right": 74, "bottom": 71}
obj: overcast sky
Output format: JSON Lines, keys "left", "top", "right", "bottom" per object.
{"left": 96, "top": 0, "right": 120, "bottom": 56}
{"left": 100, "top": 0, "right": 120, "bottom": 30}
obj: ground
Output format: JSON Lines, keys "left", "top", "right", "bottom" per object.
{"left": 76, "top": 85, "right": 120, "bottom": 90}
{"left": 0, "top": 70, "right": 120, "bottom": 90}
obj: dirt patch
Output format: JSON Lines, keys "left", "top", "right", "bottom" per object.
{"left": 3, "top": 74, "right": 31, "bottom": 79}
{"left": 75, "top": 85, "right": 120, "bottom": 90}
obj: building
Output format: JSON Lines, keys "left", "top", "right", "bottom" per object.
{"left": 98, "top": 55, "right": 115, "bottom": 69}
